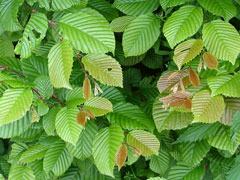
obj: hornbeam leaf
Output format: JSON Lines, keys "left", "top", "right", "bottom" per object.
{"left": 93, "top": 124, "right": 124, "bottom": 177}
{"left": 110, "top": 16, "right": 135, "bottom": 32}
{"left": 202, "top": 20, "right": 240, "bottom": 64}
{"left": 0, "top": 0, "right": 24, "bottom": 32}
{"left": 173, "top": 39, "right": 203, "bottom": 69}
{"left": 0, "top": 38, "right": 14, "bottom": 58}
{"left": 207, "top": 74, "right": 240, "bottom": 97}
{"left": 58, "top": 8, "right": 115, "bottom": 54}
{"left": 192, "top": 90, "right": 224, "bottom": 123}
{"left": 9, "top": 164, "right": 35, "bottom": 180}
{"left": 82, "top": 54, "right": 123, "bottom": 87}
{"left": 15, "top": 12, "right": 48, "bottom": 59}
{"left": 43, "top": 139, "right": 73, "bottom": 176}
{"left": 160, "top": 0, "right": 194, "bottom": 10}
{"left": 48, "top": 40, "right": 73, "bottom": 89}
{"left": 203, "top": 52, "right": 218, "bottom": 69}
{"left": 106, "top": 102, "right": 155, "bottom": 131}
{"left": 0, "top": 88, "right": 33, "bottom": 126}
{"left": 123, "top": 13, "right": 160, "bottom": 57}
{"left": 83, "top": 97, "right": 113, "bottom": 117}
{"left": 115, "top": 144, "right": 128, "bottom": 170}
{"left": 113, "top": 0, "right": 159, "bottom": 16}
{"left": 163, "top": 5, "right": 203, "bottom": 48}
{"left": 67, "top": 119, "right": 98, "bottom": 160}
{"left": 55, "top": 107, "right": 82, "bottom": 145}
{"left": 153, "top": 96, "right": 193, "bottom": 132}
{"left": 198, "top": 0, "right": 237, "bottom": 21}
{"left": 126, "top": 130, "right": 160, "bottom": 156}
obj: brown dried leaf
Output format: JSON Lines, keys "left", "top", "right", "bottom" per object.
{"left": 189, "top": 68, "right": 200, "bottom": 87}
{"left": 169, "top": 99, "right": 185, "bottom": 107}
{"left": 198, "top": 58, "right": 202, "bottom": 72}
{"left": 203, "top": 52, "right": 218, "bottom": 70}
{"left": 184, "top": 99, "right": 192, "bottom": 109}
{"left": 83, "top": 75, "right": 91, "bottom": 100}
{"left": 77, "top": 111, "right": 87, "bottom": 128}
{"left": 115, "top": 144, "right": 128, "bottom": 171}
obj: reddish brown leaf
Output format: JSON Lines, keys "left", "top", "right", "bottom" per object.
{"left": 169, "top": 99, "right": 185, "bottom": 107}
{"left": 189, "top": 68, "right": 200, "bottom": 87}
{"left": 184, "top": 99, "right": 192, "bottom": 109}
{"left": 87, "top": 109, "right": 95, "bottom": 119}
{"left": 168, "top": 71, "right": 180, "bottom": 81}
{"left": 83, "top": 74, "right": 91, "bottom": 100}
{"left": 198, "top": 58, "right": 202, "bottom": 72}
{"left": 115, "top": 144, "right": 128, "bottom": 171}
{"left": 203, "top": 52, "right": 218, "bottom": 70}
{"left": 77, "top": 111, "right": 87, "bottom": 128}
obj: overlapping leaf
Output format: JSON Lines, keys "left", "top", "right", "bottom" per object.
{"left": 126, "top": 130, "right": 160, "bottom": 156}
{"left": 173, "top": 39, "right": 203, "bottom": 69}
{"left": 55, "top": 107, "right": 82, "bottom": 145}
{"left": 110, "top": 16, "right": 135, "bottom": 32}
{"left": 93, "top": 124, "right": 124, "bottom": 177}
{"left": 106, "top": 102, "right": 155, "bottom": 131}
{"left": 192, "top": 90, "right": 225, "bottom": 123}
{"left": 160, "top": 0, "right": 194, "bottom": 10}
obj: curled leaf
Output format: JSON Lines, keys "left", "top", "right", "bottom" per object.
{"left": 87, "top": 109, "right": 95, "bottom": 119}
{"left": 115, "top": 144, "right": 128, "bottom": 171}
{"left": 198, "top": 58, "right": 202, "bottom": 72}
{"left": 203, "top": 52, "right": 218, "bottom": 70}
{"left": 77, "top": 111, "right": 87, "bottom": 128}
{"left": 83, "top": 74, "right": 91, "bottom": 100}
{"left": 189, "top": 68, "right": 200, "bottom": 87}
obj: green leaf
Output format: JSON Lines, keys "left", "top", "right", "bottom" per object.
{"left": 0, "top": 88, "right": 33, "bottom": 126}
{"left": 20, "top": 144, "right": 48, "bottom": 163}
{"left": 160, "top": 0, "right": 194, "bottom": 10}
{"left": 163, "top": 5, "right": 203, "bottom": 48}
{"left": 58, "top": 8, "right": 115, "bottom": 54}
{"left": 221, "top": 98, "right": 240, "bottom": 125}
{"left": 113, "top": 0, "right": 159, "bottom": 16}
{"left": 152, "top": 97, "right": 193, "bottom": 132}
{"left": 34, "top": 75, "right": 53, "bottom": 100}
{"left": 123, "top": 13, "right": 161, "bottom": 57}
{"left": 15, "top": 12, "right": 48, "bottom": 59}
{"left": 43, "top": 107, "right": 60, "bottom": 135}
{"left": 67, "top": 119, "right": 98, "bottom": 160}
{"left": 88, "top": 0, "right": 119, "bottom": 21}
{"left": 150, "top": 149, "right": 170, "bottom": 175}
{"left": 93, "top": 124, "right": 124, "bottom": 177}
{"left": 106, "top": 102, "right": 155, "bottom": 131}
{"left": 0, "top": 0, "right": 24, "bottom": 31}
{"left": 173, "top": 39, "right": 204, "bottom": 69}
{"left": 192, "top": 90, "right": 225, "bottom": 123}
{"left": 227, "top": 155, "right": 240, "bottom": 180}
{"left": 9, "top": 164, "right": 35, "bottom": 180}
{"left": 82, "top": 54, "right": 123, "bottom": 87}
{"left": 83, "top": 97, "right": 113, "bottom": 117}
{"left": 126, "top": 130, "right": 160, "bottom": 156}
{"left": 202, "top": 20, "right": 240, "bottom": 64}
{"left": 175, "top": 122, "right": 221, "bottom": 143}
{"left": 0, "top": 38, "right": 14, "bottom": 57}
{"left": 99, "top": 85, "right": 125, "bottom": 104}
{"left": 179, "top": 140, "right": 210, "bottom": 167}
{"left": 48, "top": 39, "right": 73, "bottom": 89}
{"left": 56, "top": 107, "right": 82, "bottom": 145}
{"left": 110, "top": 16, "right": 135, "bottom": 32}
{"left": 0, "top": 72, "right": 32, "bottom": 88}
{"left": 207, "top": 124, "right": 240, "bottom": 154}
{"left": 198, "top": 0, "right": 237, "bottom": 21}
{"left": 43, "top": 139, "right": 73, "bottom": 176}
{"left": 22, "top": 55, "right": 48, "bottom": 82}
{"left": 51, "top": 0, "right": 74, "bottom": 10}
{"left": 167, "top": 164, "right": 205, "bottom": 180}
{"left": 66, "top": 87, "right": 85, "bottom": 108}
{"left": 207, "top": 74, "right": 240, "bottom": 97}
{"left": 0, "top": 111, "right": 32, "bottom": 138}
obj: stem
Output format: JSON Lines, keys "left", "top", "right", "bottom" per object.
{"left": 32, "top": 88, "right": 54, "bottom": 107}
{"left": 0, "top": 64, "right": 25, "bottom": 77}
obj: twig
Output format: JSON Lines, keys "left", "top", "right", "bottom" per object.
{"left": 24, "top": 1, "right": 37, "bottom": 13}
{"left": 31, "top": 88, "right": 54, "bottom": 107}
{"left": 0, "top": 64, "right": 25, "bottom": 77}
